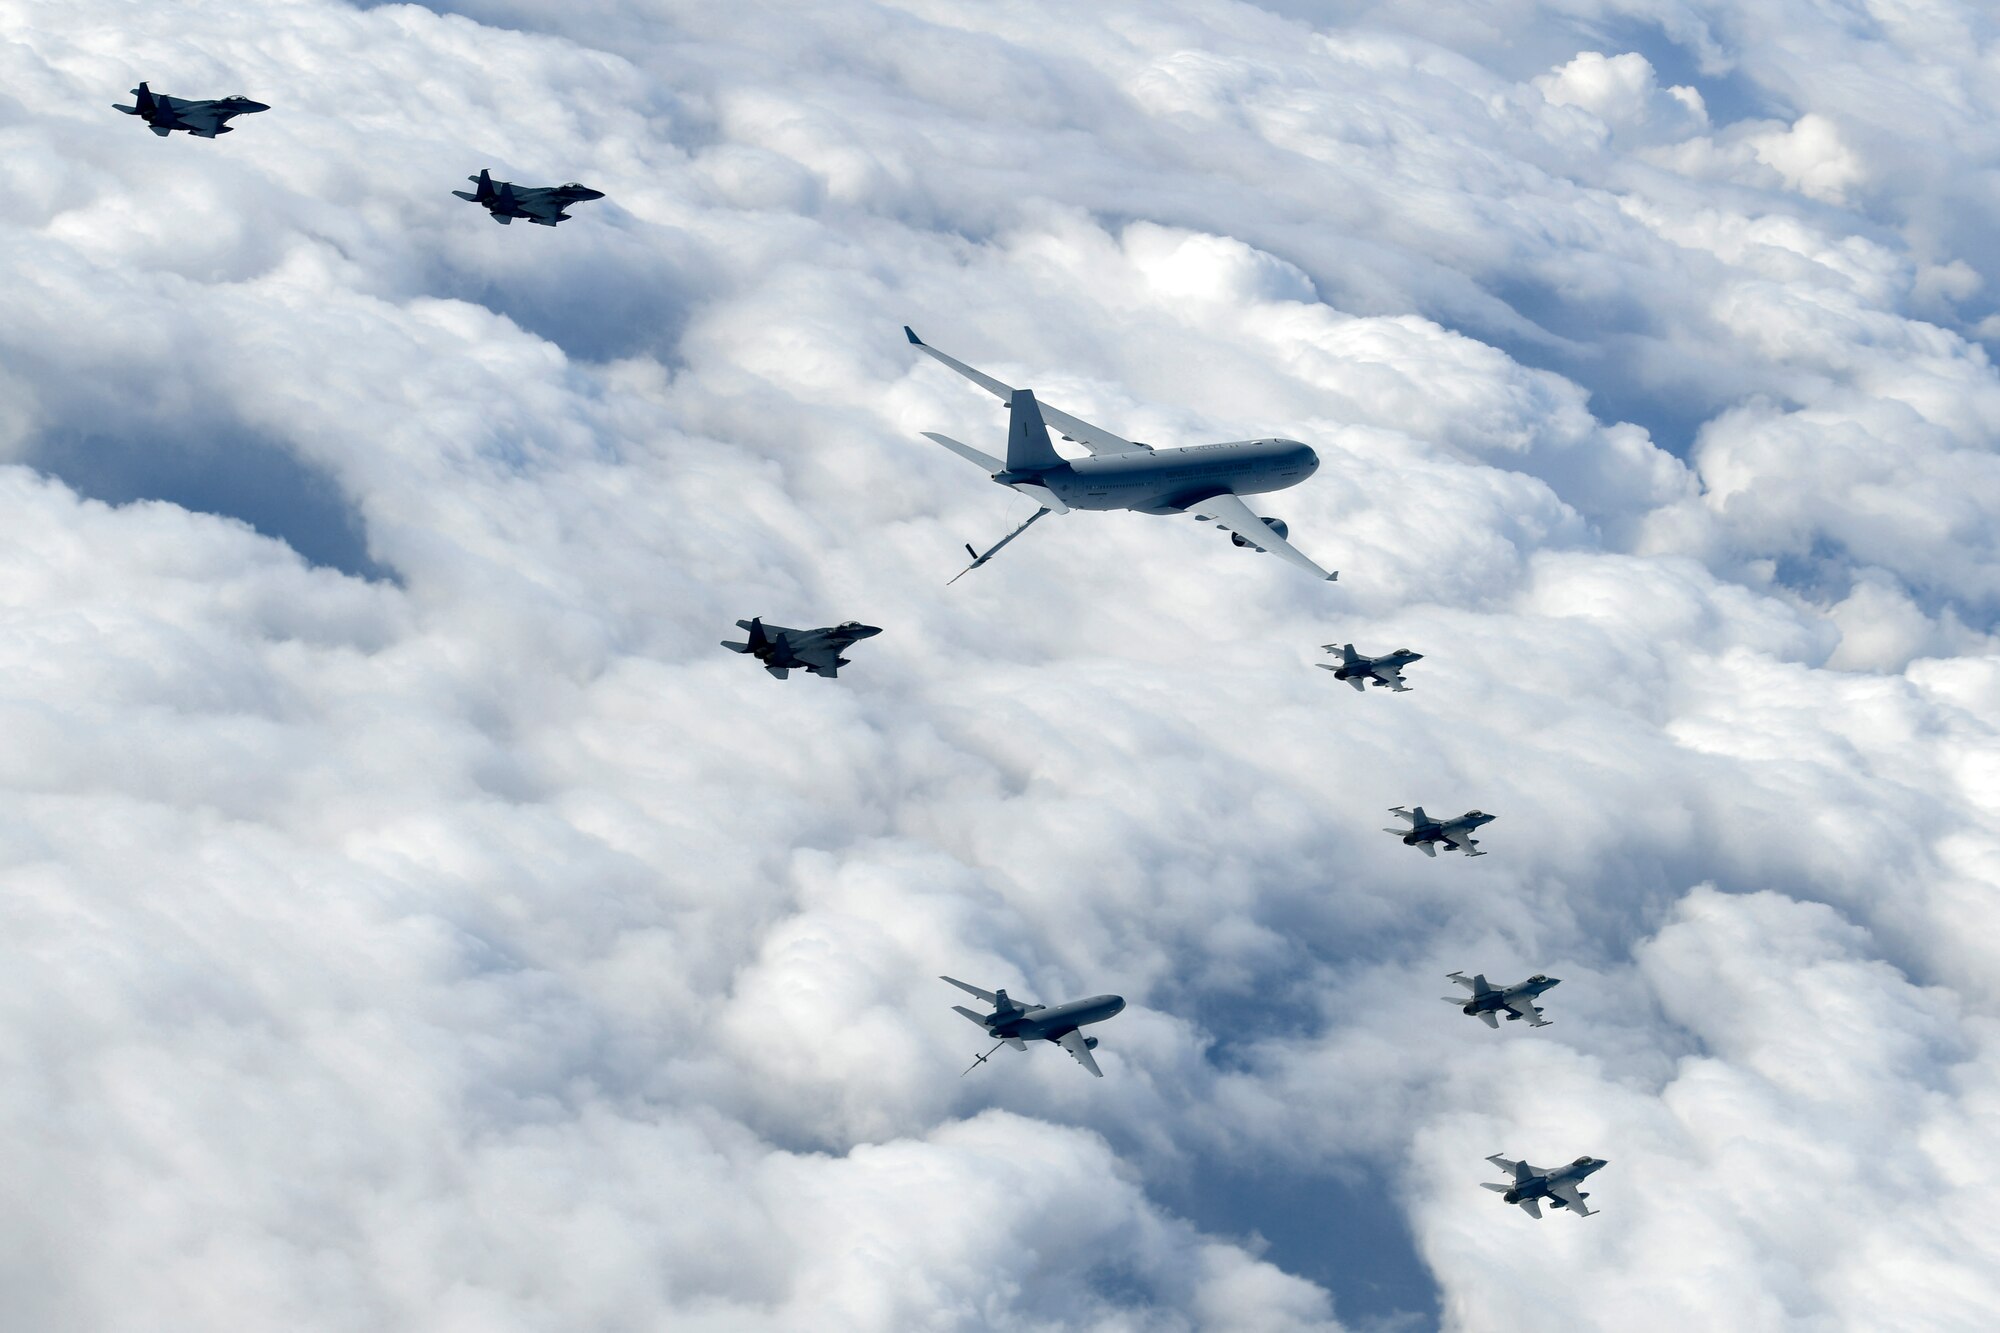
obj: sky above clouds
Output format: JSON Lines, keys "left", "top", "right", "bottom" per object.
{"left": 2, "top": 0, "right": 1999, "bottom": 1329}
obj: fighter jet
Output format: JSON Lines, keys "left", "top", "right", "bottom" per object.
{"left": 1384, "top": 806, "right": 1495, "bottom": 857}
{"left": 113, "top": 83, "right": 268, "bottom": 138}
{"left": 943, "top": 976, "right": 1126, "bottom": 1077}
{"left": 905, "top": 328, "right": 1336, "bottom": 582}
{"left": 453, "top": 169, "right": 605, "bottom": 226}
{"left": 1444, "top": 972, "right": 1559, "bottom": 1028}
{"left": 1483, "top": 1154, "right": 1607, "bottom": 1219}
{"left": 720, "top": 617, "right": 880, "bottom": 680}
{"left": 1321, "top": 643, "right": 1422, "bottom": 692}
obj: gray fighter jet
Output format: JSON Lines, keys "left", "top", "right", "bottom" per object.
{"left": 1483, "top": 1154, "right": 1607, "bottom": 1219}
{"left": 1321, "top": 643, "right": 1422, "bottom": 692}
{"left": 113, "top": 83, "right": 268, "bottom": 138}
{"left": 943, "top": 976, "right": 1126, "bottom": 1077}
{"left": 721, "top": 617, "right": 880, "bottom": 680}
{"left": 905, "top": 328, "right": 1336, "bottom": 582}
{"left": 453, "top": 169, "right": 605, "bottom": 226}
{"left": 1445, "top": 972, "right": 1559, "bottom": 1027}
{"left": 1384, "top": 806, "right": 1495, "bottom": 857}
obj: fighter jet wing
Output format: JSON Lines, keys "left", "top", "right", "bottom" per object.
{"left": 1548, "top": 1181, "right": 1594, "bottom": 1215}
{"left": 514, "top": 191, "right": 567, "bottom": 223}
{"left": 792, "top": 641, "right": 844, "bottom": 676}
{"left": 904, "top": 328, "right": 1150, "bottom": 456}
{"left": 1057, "top": 1029, "right": 1103, "bottom": 1077}
{"left": 1503, "top": 996, "right": 1549, "bottom": 1027}
{"left": 178, "top": 106, "right": 228, "bottom": 136}
{"left": 1190, "top": 492, "right": 1337, "bottom": 581}
{"left": 1381, "top": 670, "right": 1411, "bottom": 692}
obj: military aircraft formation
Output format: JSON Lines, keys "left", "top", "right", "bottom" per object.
{"left": 114, "top": 77, "right": 1599, "bottom": 1220}
{"left": 115, "top": 85, "right": 604, "bottom": 226}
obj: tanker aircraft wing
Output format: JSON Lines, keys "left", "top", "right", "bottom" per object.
{"left": 1194, "top": 492, "right": 1338, "bottom": 581}
{"left": 1058, "top": 1028, "right": 1104, "bottom": 1077}
{"left": 905, "top": 328, "right": 1150, "bottom": 456}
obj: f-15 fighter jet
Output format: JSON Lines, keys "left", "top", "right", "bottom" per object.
{"left": 113, "top": 83, "right": 268, "bottom": 138}
{"left": 1384, "top": 806, "right": 1495, "bottom": 857}
{"left": 905, "top": 328, "right": 1336, "bottom": 582}
{"left": 943, "top": 976, "right": 1126, "bottom": 1077}
{"left": 1444, "top": 972, "right": 1559, "bottom": 1027}
{"left": 1321, "top": 643, "right": 1422, "bottom": 692}
{"left": 1483, "top": 1154, "right": 1606, "bottom": 1219}
{"left": 453, "top": 169, "right": 605, "bottom": 226}
{"left": 721, "top": 618, "right": 880, "bottom": 680}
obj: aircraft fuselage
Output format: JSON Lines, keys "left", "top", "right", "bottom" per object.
{"left": 991, "top": 994, "right": 1126, "bottom": 1040}
{"left": 1010, "top": 439, "right": 1317, "bottom": 513}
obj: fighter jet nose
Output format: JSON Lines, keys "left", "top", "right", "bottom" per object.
{"left": 850, "top": 624, "right": 883, "bottom": 638}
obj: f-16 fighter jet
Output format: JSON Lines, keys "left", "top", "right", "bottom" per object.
{"left": 904, "top": 328, "right": 1336, "bottom": 582}
{"left": 1444, "top": 972, "right": 1559, "bottom": 1027}
{"left": 1483, "top": 1154, "right": 1606, "bottom": 1219}
{"left": 453, "top": 169, "right": 605, "bottom": 226}
{"left": 1321, "top": 643, "right": 1422, "bottom": 692}
{"left": 113, "top": 83, "right": 268, "bottom": 138}
{"left": 721, "top": 618, "right": 880, "bottom": 680}
{"left": 1384, "top": 806, "right": 1495, "bottom": 857}
{"left": 943, "top": 976, "right": 1126, "bottom": 1077}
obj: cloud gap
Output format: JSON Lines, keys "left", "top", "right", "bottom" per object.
{"left": 26, "top": 425, "right": 397, "bottom": 585}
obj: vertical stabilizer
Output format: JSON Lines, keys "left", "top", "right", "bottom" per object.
{"left": 1005, "top": 390, "right": 1063, "bottom": 473}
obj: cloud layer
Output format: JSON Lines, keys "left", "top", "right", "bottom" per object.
{"left": 2, "top": 0, "right": 1999, "bottom": 1329}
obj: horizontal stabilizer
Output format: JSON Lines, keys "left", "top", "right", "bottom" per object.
{"left": 941, "top": 975, "right": 1000, "bottom": 1004}
{"left": 720, "top": 640, "right": 750, "bottom": 653}
{"left": 952, "top": 1005, "right": 991, "bottom": 1028}
{"left": 921, "top": 431, "right": 1002, "bottom": 473}
{"left": 1006, "top": 481, "right": 1069, "bottom": 514}
{"left": 1478, "top": 1010, "right": 1499, "bottom": 1028}
{"left": 1480, "top": 1182, "right": 1511, "bottom": 1193}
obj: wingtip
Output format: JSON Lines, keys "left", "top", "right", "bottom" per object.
{"left": 904, "top": 325, "right": 923, "bottom": 346}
